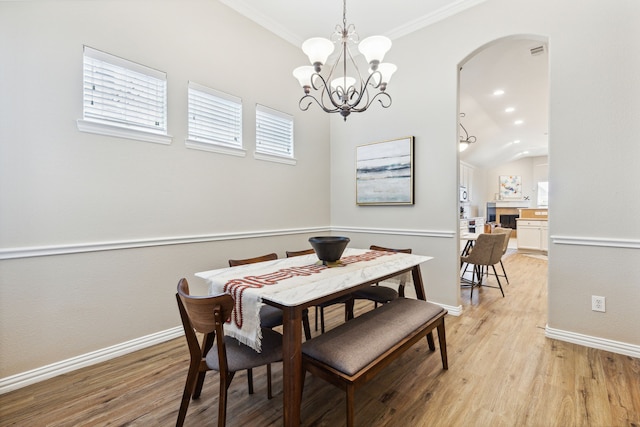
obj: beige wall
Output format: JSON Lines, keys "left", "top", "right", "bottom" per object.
{"left": 0, "top": 0, "right": 330, "bottom": 377}
{"left": 2, "top": 0, "right": 640, "bottom": 386}
{"left": 330, "top": 0, "right": 640, "bottom": 346}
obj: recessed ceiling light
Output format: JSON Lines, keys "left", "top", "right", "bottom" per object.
{"left": 514, "top": 119, "right": 524, "bottom": 125}
{"left": 493, "top": 89, "right": 505, "bottom": 96}
{"left": 505, "top": 107, "right": 515, "bottom": 113}
{"left": 513, "top": 139, "right": 521, "bottom": 144}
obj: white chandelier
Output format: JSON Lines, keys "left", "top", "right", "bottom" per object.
{"left": 292, "top": 0, "right": 397, "bottom": 121}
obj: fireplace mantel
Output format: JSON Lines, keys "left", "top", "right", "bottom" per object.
{"left": 493, "top": 200, "right": 530, "bottom": 208}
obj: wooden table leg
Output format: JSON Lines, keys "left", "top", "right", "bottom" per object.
{"left": 411, "top": 265, "right": 436, "bottom": 349}
{"left": 411, "top": 265, "right": 426, "bottom": 301}
{"left": 282, "top": 306, "right": 302, "bottom": 427}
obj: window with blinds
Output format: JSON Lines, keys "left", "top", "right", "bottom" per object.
{"left": 187, "top": 82, "right": 242, "bottom": 149}
{"left": 78, "top": 46, "right": 170, "bottom": 144}
{"left": 255, "top": 105, "right": 294, "bottom": 161}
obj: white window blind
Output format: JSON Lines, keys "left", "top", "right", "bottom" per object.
{"left": 255, "top": 104, "right": 294, "bottom": 158}
{"left": 82, "top": 46, "right": 167, "bottom": 134}
{"left": 188, "top": 82, "right": 242, "bottom": 148}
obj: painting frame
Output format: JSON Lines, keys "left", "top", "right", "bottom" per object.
{"left": 499, "top": 175, "right": 523, "bottom": 199}
{"left": 356, "top": 136, "right": 415, "bottom": 206}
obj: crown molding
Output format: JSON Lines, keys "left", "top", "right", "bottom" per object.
{"left": 386, "top": 0, "right": 487, "bottom": 40}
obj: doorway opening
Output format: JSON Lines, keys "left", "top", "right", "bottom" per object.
{"left": 457, "top": 35, "right": 550, "bottom": 305}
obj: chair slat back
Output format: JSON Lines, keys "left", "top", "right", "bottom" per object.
{"left": 228, "top": 253, "right": 278, "bottom": 267}
{"left": 285, "top": 248, "right": 315, "bottom": 258}
{"left": 370, "top": 245, "right": 412, "bottom": 254}
{"left": 177, "top": 278, "right": 234, "bottom": 334}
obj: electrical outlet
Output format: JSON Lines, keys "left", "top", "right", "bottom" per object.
{"left": 592, "top": 295, "right": 606, "bottom": 312}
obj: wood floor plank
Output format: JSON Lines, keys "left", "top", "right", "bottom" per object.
{"left": 1, "top": 250, "right": 639, "bottom": 426}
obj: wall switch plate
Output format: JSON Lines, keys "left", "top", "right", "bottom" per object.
{"left": 592, "top": 295, "right": 606, "bottom": 312}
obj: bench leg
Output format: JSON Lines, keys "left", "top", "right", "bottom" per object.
{"left": 437, "top": 320, "right": 448, "bottom": 370}
{"left": 346, "top": 384, "right": 355, "bottom": 427}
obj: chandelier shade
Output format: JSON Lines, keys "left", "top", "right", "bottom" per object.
{"left": 369, "top": 63, "right": 397, "bottom": 88}
{"left": 331, "top": 76, "right": 356, "bottom": 90}
{"left": 358, "top": 36, "right": 392, "bottom": 67}
{"left": 292, "top": 66, "right": 315, "bottom": 90}
{"left": 302, "top": 38, "right": 335, "bottom": 70}
{"left": 293, "top": 0, "right": 396, "bottom": 121}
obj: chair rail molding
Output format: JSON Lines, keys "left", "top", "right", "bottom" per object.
{"left": 332, "top": 226, "right": 456, "bottom": 239}
{"left": 1, "top": 226, "right": 459, "bottom": 260}
{"left": 0, "top": 227, "right": 330, "bottom": 260}
{"left": 551, "top": 235, "right": 640, "bottom": 249}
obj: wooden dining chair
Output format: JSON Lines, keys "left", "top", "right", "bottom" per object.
{"left": 175, "top": 278, "right": 282, "bottom": 427}
{"left": 351, "top": 245, "right": 412, "bottom": 310}
{"left": 285, "top": 248, "right": 354, "bottom": 334}
{"left": 228, "top": 253, "right": 312, "bottom": 342}
{"left": 460, "top": 233, "right": 505, "bottom": 298}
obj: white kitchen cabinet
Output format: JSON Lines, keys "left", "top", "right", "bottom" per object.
{"left": 460, "top": 219, "right": 469, "bottom": 235}
{"left": 459, "top": 162, "right": 474, "bottom": 201}
{"left": 517, "top": 220, "right": 548, "bottom": 251}
{"left": 540, "top": 222, "right": 549, "bottom": 251}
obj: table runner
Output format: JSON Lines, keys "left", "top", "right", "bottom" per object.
{"left": 195, "top": 248, "right": 429, "bottom": 351}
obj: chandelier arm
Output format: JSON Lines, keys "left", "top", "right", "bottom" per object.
{"left": 309, "top": 71, "right": 344, "bottom": 111}
{"left": 340, "top": 68, "right": 376, "bottom": 110}
{"left": 459, "top": 122, "right": 477, "bottom": 144}
{"left": 349, "top": 91, "right": 392, "bottom": 113}
{"left": 460, "top": 123, "right": 470, "bottom": 140}
{"left": 298, "top": 93, "right": 341, "bottom": 114}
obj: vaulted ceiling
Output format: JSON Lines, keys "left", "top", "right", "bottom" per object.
{"left": 220, "top": 0, "right": 549, "bottom": 169}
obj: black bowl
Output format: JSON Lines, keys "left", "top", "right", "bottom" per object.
{"left": 309, "top": 236, "right": 350, "bottom": 263}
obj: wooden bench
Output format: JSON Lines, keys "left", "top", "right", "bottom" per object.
{"left": 301, "top": 297, "right": 448, "bottom": 426}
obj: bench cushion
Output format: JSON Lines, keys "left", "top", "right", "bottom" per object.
{"left": 302, "top": 298, "right": 445, "bottom": 376}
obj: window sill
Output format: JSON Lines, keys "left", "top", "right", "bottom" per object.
{"left": 185, "top": 139, "right": 246, "bottom": 157}
{"left": 253, "top": 151, "right": 297, "bottom": 166}
{"left": 77, "top": 119, "right": 173, "bottom": 145}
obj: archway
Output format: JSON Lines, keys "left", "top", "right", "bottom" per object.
{"left": 457, "top": 35, "right": 550, "bottom": 304}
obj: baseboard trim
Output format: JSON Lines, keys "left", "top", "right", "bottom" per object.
{"left": 545, "top": 326, "right": 640, "bottom": 359}
{"left": 436, "top": 303, "right": 462, "bottom": 316}
{"left": 0, "top": 327, "right": 183, "bottom": 395}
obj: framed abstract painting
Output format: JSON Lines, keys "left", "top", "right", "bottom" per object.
{"left": 356, "top": 136, "right": 414, "bottom": 205}
{"left": 499, "top": 175, "right": 522, "bottom": 199}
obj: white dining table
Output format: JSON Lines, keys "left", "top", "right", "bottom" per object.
{"left": 195, "top": 247, "right": 433, "bottom": 426}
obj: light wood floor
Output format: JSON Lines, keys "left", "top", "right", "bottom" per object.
{"left": 2, "top": 250, "right": 639, "bottom": 426}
